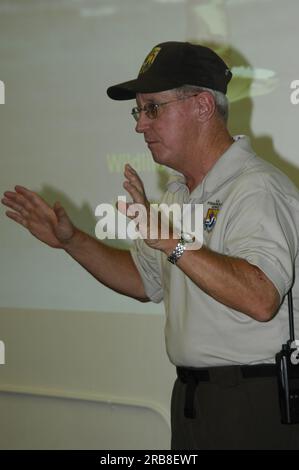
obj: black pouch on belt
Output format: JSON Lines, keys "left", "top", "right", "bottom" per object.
{"left": 276, "top": 289, "right": 299, "bottom": 424}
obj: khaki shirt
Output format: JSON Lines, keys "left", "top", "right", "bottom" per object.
{"left": 131, "top": 136, "right": 299, "bottom": 367}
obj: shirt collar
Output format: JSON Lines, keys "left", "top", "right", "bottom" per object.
{"left": 166, "top": 135, "right": 255, "bottom": 201}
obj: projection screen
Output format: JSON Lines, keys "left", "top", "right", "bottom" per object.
{"left": 1, "top": 0, "right": 299, "bottom": 314}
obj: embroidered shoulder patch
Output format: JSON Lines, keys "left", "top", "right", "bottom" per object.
{"left": 204, "top": 200, "right": 222, "bottom": 232}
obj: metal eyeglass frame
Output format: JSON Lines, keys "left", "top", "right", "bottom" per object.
{"left": 131, "top": 93, "right": 199, "bottom": 121}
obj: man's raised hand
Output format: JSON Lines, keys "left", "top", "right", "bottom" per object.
{"left": 2, "top": 185, "right": 77, "bottom": 249}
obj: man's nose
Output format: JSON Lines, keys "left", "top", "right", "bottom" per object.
{"left": 135, "top": 112, "right": 151, "bottom": 134}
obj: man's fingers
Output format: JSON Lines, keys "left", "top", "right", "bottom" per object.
{"left": 2, "top": 196, "right": 30, "bottom": 218}
{"left": 124, "top": 164, "right": 145, "bottom": 193}
{"left": 125, "top": 163, "right": 138, "bottom": 175}
{"left": 125, "top": 165, "right": 143, "bottom": 187}
{"left": 53, "top": 201, "right": 69, "bottom": 221}
{"left": 15, "top": 186, "right": 44, "bottom": 207}
{"left": 2, "top": 195, "right": 30, "bottom": 214}
{"left": 5, "top": 210, "right": 28, "bottom": 228}
{"left": 123, "top": 180, "right": 145, "bottom": 204}
{"left": 4, "top": 187, "right": 51, "bottom": 216}
{"left": 3, "top": 189, "right": 36, "bottom": 211}
{"left": 15, "top": 185, "right": 35, "bottom": 198}
{"left": 123, "top": 164, "right": 149, "bottom": 205}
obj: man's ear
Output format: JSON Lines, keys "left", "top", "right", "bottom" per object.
{"left": 197, "top": 92, "right": 216, "bottom": 122}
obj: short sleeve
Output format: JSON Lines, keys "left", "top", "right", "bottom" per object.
{"left": 224, "top": 184, "right": 298, "bottom": 300}
{"left": 130, "top": 238, "right": 164, "bottom": 303}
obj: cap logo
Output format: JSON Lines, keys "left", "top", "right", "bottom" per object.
{"left": 139, "top": 47, "right": 161, "bottom": 75}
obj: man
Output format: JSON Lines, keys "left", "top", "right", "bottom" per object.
{"left": 2, "top": 41, "right": 299, "bottom": 449}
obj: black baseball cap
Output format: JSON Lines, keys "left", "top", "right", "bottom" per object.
{"left": 107, "top": 41, "right": 232, "bottom": 100}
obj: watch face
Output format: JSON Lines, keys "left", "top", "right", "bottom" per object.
{"left": 181, "top": 232, "right": 195, "bottom": 243}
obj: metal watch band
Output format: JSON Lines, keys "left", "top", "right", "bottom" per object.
{"left": 167, "top": 238, "right": 185, "bottom": 264}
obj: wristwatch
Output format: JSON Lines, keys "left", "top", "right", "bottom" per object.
{"left": 167, "top": 232, "right": 195, "bottom": 264}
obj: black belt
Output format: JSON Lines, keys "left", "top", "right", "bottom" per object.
{"left": 176, "top": 364, "right": 277, "bottom": 419}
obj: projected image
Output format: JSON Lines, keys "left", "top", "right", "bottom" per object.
{"left": 0, "top": 0, "right": 298, "bottom": 314}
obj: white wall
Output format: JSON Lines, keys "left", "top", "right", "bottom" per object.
{"left": 0, "top": 308, "right": 175, "bottom": 449}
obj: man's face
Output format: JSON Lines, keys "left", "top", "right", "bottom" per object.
{"left": 134, "top": 90, "right": 199, "bottom": 170}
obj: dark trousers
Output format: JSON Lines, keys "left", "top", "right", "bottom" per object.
{"left": 171, "top": 365, "right": 299, "bottom": 450}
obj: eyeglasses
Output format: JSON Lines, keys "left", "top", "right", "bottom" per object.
{"left": 131, "top": 94, "right": 198, "bottom": 122}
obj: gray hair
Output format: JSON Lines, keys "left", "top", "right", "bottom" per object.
{"left": 175, "top": 84, "right": 229, "bottom": 122}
